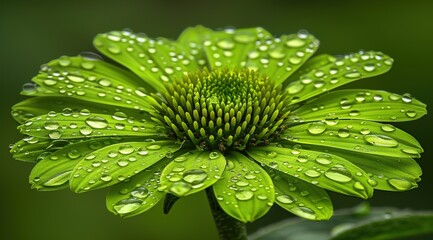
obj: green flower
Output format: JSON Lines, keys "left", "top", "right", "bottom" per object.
{"left": 11, "top": 26, "right": 426, "bottom": 223}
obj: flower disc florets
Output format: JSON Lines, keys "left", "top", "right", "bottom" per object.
{"left": 156, "top": 68, "right": 291, "bottom": 152}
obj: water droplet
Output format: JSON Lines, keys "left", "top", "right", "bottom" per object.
{"left": 406, "top": 110, "right": 417, "bottom": 118}
{"left": 68, "top": 149, "right": 82, "bottom": 159}
{"left": 209, "top": 151, "right": 220, "bottom": 160}
{"left": 130, "top": 187, "right": 149, "bottom": 199}
{"left": 43, "top": 79, "right": 58, "bottom": 86}
{"left": 267, "top": 151, "right": 278, "bottom": 158}
{"left": 360, "top": 128, "right": 371, "bottom": 135}
{"left": 42, "top": 171, "right": 72, "bottom": 187}
{"left": 67, "top": 75, "right": 85, "bottom": 83}
{"left": 174, "top": 156, "right": 187, "bottom": 162}
{"left": 113, "top": 198, "right": 142, "bottom": 214}
{"left": 304, "top": 169, "right": 321, "bottom": 178}
{"left": 363, "top": 63, "right": 376, "bottom": 72}
{"left": 315, "top": 154, "right": 332, "bottom": 165}
{"left": 286, "top": 82, "right": 304, "bottom": 94}
{"left": 48, "top": 130, "right": 62, "bottom": 139}
{"left": 286, "top": 38, "right": 305, "bottom": 48}
{"left": 276, "top": 195, "right": 294, "bottom": 204}
{"left": 235, "top": 190, "right": 254, "bottom": 201}
{"left": 107, "top": 44, "right": 121, "bottom": 54}
{"left": 381, "top": 124, "right": 396, "bottom": 132}
{"left": 119, "top": 144, "right": 134, "bottom": 155}
{"left": 44, "top": 121, "right": 59, "bottom": 130}
{"left": 364, "top": 134, "right": 398, "bottom": 147}
{"left": 401, "top": 148, "right": 419, "bottom": 155}
{"left": 85, "top": 116, "right": 108, "bottom": 129}
{"left": 80, "top": 126, "right": 93, "bottom": 135}
{"left": 344, "top": 71, "right": 361, "bottom": 79}
{"left": 387, "top": 178, "right": 412, "bottom": 190}
{"left": 146, "top": 144, "right": 161, "bottom": 150}
{"left": 182, "top": 169, "right": 208, "bottom": 185}
{"left": 307, "top": 122, "right": 327, "bottom": 135}
{"left": 117, "top": 160, "right": 129, "bottom": 167}
{"left": 324, "top": 167, "right": 353, "bottom": 183}
{"left": 234, "top": 32, "right": 256, "bottom": 43}
{"left": 269, "top": 50, "right": 286, "bottom": 59}
{"left": 217, "top": 39, "right": 235, "bottom": 50}
{"left": 101, "top": 174, "right": 113, "bottom": 182}
{"left": 368, "top": 178, "right": 378, "bottom": 187}
{"left": 402, "top": 94, "right": 412, "bottom": 103}
{"left": 98, "top": 79, "right": 112, "bottom": 87}
{"left": 337, "top": 128, "right": 350, "bottom": 138}
{"left": 353, "top": 181, "right": 365, "bottom": 191}
{"left": 290, "top": 206, "right": 316, "bottom": 220}
{"left": 170, "top": 181, "right": 191, "bottom": 196}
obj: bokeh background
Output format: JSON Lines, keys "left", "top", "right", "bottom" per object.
{"left": 1, "top": 0, "right": 432, "bottom": 239}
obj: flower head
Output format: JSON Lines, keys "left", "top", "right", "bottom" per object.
{"left": 11, "top": 26, "right": 426, "bottom": 222}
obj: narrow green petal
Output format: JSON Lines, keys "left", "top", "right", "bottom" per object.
{"left": 31, "top": 55, "right": 155, "bottom": 112}
{"left": 19, "top": 112, "right": 165, "bottom": 139}
{"left": 106, "top": 157, "right": 172, "bottom": 218}
{"left": 94, "top": 30, "right": 200, "bottom": 91}
{"left": 285, "top": 51, "right": 393, "bottom": 104}
{"left": 282, "top": 120, "right": 423, "bottom": 158}
{"left": 20, "top": 82, "right": 61, "bottom": 97}
{"left": 328, "top": 149, "right": 421, "bottom": 191}
{"left": 247, "top": 145, "right": 373, "bottom": 199}
{"left": 70, "top": 140, "right": 181, "bottom": 192}
{"left": 212, "top": 151, "right": 275, "bottom": 223}
{"left": 12, "top": 96, "right": 153, "bottom": 124}
{"left": 289, "top": 90, "right": 427, "bottom": 123}
{"left": 29, "top": 137, "right": 127, "bottom": 191}
{"left": 270, "top": 170, "right": 333, "bottom": 220}
{"left": 159, "top": 150, "right": 226, "bottom": 197}
{"left": 10, "top": 137, "right": 54, "bottom": 162}
{"left": 177, "top": 25, "right": 214, "bottom": 69}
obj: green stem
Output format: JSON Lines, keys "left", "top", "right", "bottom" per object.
{"left": 206, "top": 188, "right": 248, "bottom": 240}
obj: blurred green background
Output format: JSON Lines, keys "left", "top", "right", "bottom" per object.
{"left": 1, "top": 0, "right": 432, "bottom": 239}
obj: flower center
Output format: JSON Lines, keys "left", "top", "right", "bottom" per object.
{"left": 155, "top": 68, "right": 291, "bottom": 152}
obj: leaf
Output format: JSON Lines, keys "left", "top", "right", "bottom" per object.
{"left": 326, "top": 149, "right": 422, "bottom": 191}
{"left": 94, "top": 30, "right": 201, "bottom": 91}
{"left": 70, "top": 140, "right": 181, "bottom": 192}
{"left": 270, "top": 170, "right": 333, "bottom": 220}
{"left": 29, "top": 137, "right": 136, "bottom": 191}
{"left": 19, "top": 112, "right": 165, "bottom": 139}
{"left": 159, "top": 150, "right": 226, "bottom": 197}
{"left": 12, "top": 96, "right": 152, "bottom": 124}
{"left": 247, "top": 145, "right": 373, "bottom": 199}
{"left": 212, "top": 151, "right": 275, "bottom": 223}
{"left": 31, "top": 55, "right": 156, "bottom": 112}
{"left": 10, "top": 137, "right": 55, "bottom": 162}
{"left": 285, "top": 51, "right": 393, "bottom": 104}
{"left": 282, "top": 120, "right": 423, "bottom": 158}
{"left": 106, "top": 157, "right": 172, "bottom": 218}
{"left": 289, "top": 89, "right": 427, "bottom": 123}
{"left": 249, "top": 204, "right": 433, "bottom": 240}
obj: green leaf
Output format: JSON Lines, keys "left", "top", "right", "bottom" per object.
{"left": 106, "top": 157, "right": 172, "bottom": 218}
{"left": 289, "top": 89, "right": 427, "bottom": 123}
{"left": 285, "top": 51, "right": 393, "bottom": 104}
{"left": 10, "top": 137, "right": 54, "bottom": 162}
{"left": 250, "top": 205, "right": 433, "bottom": 240}
{"left": 94, "top": 30, "right": 201, "bottom": 91}
{"left": 270, "top": 170, "right": 333, "bottom": 220}
{"left": 212, "top": 151, "right": 275, "bottom": 223}
{"left": 282, "top": 120, "right": 423, "bottom": 158}
{"left": 12, "top": 96, "right": 153, "bottom": 124}
{"left": 70, "top": 140, "right": 181, "bottom": 192}
{"left": 247, "top": 145, "right": 373, "bottom": 199}
{"left": 19, "top": 112, "right": 165, "bottom": 139}
{"left": 29, "top": 137, "right": 126, "bottom": 191}
{"left": 159, "top": 150, "right": 226, "bottom": 197}
{"left": 326, "top": 149, "right": 421, "bottom": 191}
{"left": 31, "top": 55, "right": 155, "bottom": 112}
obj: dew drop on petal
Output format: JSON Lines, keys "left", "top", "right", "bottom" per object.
{"left": 307, "top": 122, "right": 327, "bottom": 135}
{"left": 276, "top": 195, "right": 294, "bottom": 204}
{"left": 85, "top": 116, "right": 108, "bottom": 129}
{"left": 364, "top": 134, "right": 399, "bottom": 147}
{"left": 113, "top": 198, "right": 142, "bottom": 214}
{"left": 170, "top": 181, "right": 191, "bottom": 196}
{"left": 387, "top": 178, "right": 413, "bottom": 190}
{"left": 324, "top": 167, "right": 353, "bottom": 183}
{"left": 235, "top": 190, "right": 254, "bottom": 201}
{"left": 182, "top": 169, "right": 208, "bottom": 185}
{"left": 130, "top": 187, "right": 149, "bottom": 199}
{"left": 290, "top": 206, "right": 316, "bottom": 220}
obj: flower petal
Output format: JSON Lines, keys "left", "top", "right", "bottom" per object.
{"left": 31, "top": 56, "right": 155, "bottom": 112}
{"left": 10, "top": 137, "right": 53, "bottom": 162}
{"left": 289, "top": 90, "right": 427, "bottom": 123}
{"left": 282, "top": 120, "right": 423, "bottom": 158}
{"left": 29, "top": 137, "right": 132, "bottom": 190}
{"left": 201, "top": 28, "right": 318, "bottom": 85}
{"left": 94, "top": 30, "right": 201, "bottom": 91}
{"left": 212, "top": 151, "right": 275, "bottom": 223}
{"left": 12, "top": 96, "right": 153, "bottom": 124}
{"left": 270, "top": 170, "right": 333, "bottom": 220}
{"left": 159, "top": 150, "right": 226, "bottom": 197}
{"left": 285, "top": 51, "right": 393, "bottom": 104}
{"left": 19, "top": 112, "right": 164, "bottom": 140}
{"left": 70, "top": 140, "right": 181, "bottom": 192}
{"left": 326, "top": 149, "right": 421, "bottom": 191}
{"left": 247, "top": 145, "right": 373, "bottom": 199}
{"left": 106, "top": 157, "right": 174, "bottom": 218}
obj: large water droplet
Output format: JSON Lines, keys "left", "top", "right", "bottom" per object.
{"left": 276, "top": 195, "right": 294, "bottom": 204}
{"left": 235, "top": 190, "right": 254, "bottom": 201}
{"left": 337, "top": 129, "right": 350, "bottom": 138}
{"left": 100, "top": 174, "right": 113, "bottom": 182}
{"left": 80, "top": 126, "right": 93, "bottom": 135}
{"left": 44, "top": 121, "right": 60, "bottom": 130}
{"left": 209, "top": 151, "right": 220, "bottom": 160}
{"left": 119, "top": 144, "right": 134, "bottom": 155}
{"left": 85, "top": 116, "right": 108, "bottom": 129}
{"left": 42, "top": 171, "right": 72, "bottom": 187}
{"left": 304, "top": 169, "right": 321, "bottom": 178}
{"left": 147, "top": 144, "right": 161, "bottom": 150}
{"left": 217, "top": 39, "right": 235, "bottom": 50}
{"left": 387, "top": 178, "right": 413, "bottom": 190}
{"left": 324, "top": 167, "right": 353, "bottom": 183}
{"left": 130, "top": 187, "right": 149, "bottom": 199}
{"left": 113, "top": 198, "right": 142, "bottom": 214}
{"left": 344, "top": 71, "right": 361, "bottom": 79}
{"left": 307, "top": 122, "right": 327, "bottom": 135}
{"left": 364, "top": 134, "right": 399, "bottom": 147}
{"left": 48, "top": 130, "right": 62, "bottom": 139}
{"left": 170, "top": 181, "right": 191, "bottom": 196}
{"left": 286, "top": 38, "right": 305, "bottom": 48}
{"left": 381, "top": 124, "right": 396, "bottom": 132}
{"left": 182, "top": 169, "right": 208, "bottom": 185}
{"left": 286, "top": 82, "right": 304, "bottom": 94}
{"left": 290, "top": 206, "right": 316, "bottom": 220}
{"left": 315, "top": 154, "right": 332, "bottom": 165}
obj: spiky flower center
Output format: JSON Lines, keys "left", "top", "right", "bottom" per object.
{"left": 155, "top": 68, "right": 291, "bottom": 152}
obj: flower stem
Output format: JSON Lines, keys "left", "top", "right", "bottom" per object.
{"left": 206, "top": 188, "right": 248, "bottom": 240}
